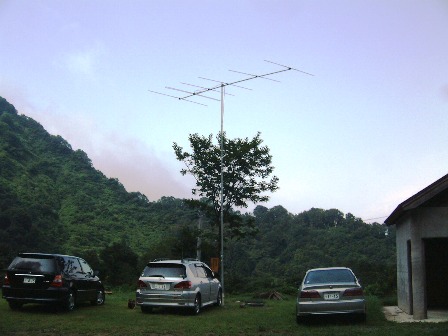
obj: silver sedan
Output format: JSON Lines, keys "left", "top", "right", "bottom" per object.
{"left": 296, "top": 267, "right": 366, "bottom": 322}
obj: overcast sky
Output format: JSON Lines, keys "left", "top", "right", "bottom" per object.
{"left": 1, "top": 0, "right": 447, "bottom": 223}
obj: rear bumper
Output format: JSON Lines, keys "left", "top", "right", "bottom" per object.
{"left": 136, "top": 289, "right": 197, "bottom": 308}
{"left": 2, "top": 286, "right": 69, "bottom": 304}
{"left": 296, "top": 298, "right": 366, "bottom": 316}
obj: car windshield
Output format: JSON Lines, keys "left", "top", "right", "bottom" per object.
{"left": 8, "top": 256, "right": 56, "bottom": 273}
{"left": 305, "top": 269, "right": 355, "bottom": 285}
{"left": 142, "top": 263, "right": 186, "bottom": 278}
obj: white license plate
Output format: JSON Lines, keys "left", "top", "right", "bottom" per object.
{"left": 324, "top": 293, "right": 339, "bottom": 300}
{"left": 153, "top": 283, "right": 169, "bottom": 290}
{"left": 23, "top": 277, "right": 36, "bottom": 284}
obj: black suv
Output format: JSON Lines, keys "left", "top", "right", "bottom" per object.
{"left": 2, "top": 253, "right": 105, "bottom": 311}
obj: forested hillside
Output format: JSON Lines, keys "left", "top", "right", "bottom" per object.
{"left": 0, "top": 96, "right": 396, "bottom": 295}
{"left": 226, "top": 206, "right": 396, "bottom": 295}
{"left": 0, "top": 96, "right": 198, "bottom": 266}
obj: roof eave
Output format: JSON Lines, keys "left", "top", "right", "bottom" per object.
{"left": 385, "top": 173, "right": 448, "bottom": 226}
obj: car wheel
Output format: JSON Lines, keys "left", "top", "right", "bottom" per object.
{"left": 215, "top": 289, "right": 223, "bottom": 306}
{"left": 295, "top": 308, "right": 304, "bottom": 324}
{"left": 358, "top": 312, "right": 367, "bottom": 323}
{"left": 91, "top": 289, "right": 105, "bottom": 306}
{"left": 62, "top": 290, "right": 76, "bottom": 312}
{"left": 141, "top": 306, "right": 153, "bottom": 314}
{"left": 191, "top": 294, "right": 201, "bottom": 315}
{"left": 8, "top": 300, "right": 23, "bottom": 310}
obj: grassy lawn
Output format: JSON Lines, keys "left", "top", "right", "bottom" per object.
{"left": 1, "top": 291, "right": 447, "bottom": 335}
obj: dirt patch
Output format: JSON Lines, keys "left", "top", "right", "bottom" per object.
{"left": 383, "top": 306, "right": 448, "bottom": 323}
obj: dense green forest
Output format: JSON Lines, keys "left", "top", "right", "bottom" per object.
{"left": 0, "top": 96, "right": 396, "bottom": 295}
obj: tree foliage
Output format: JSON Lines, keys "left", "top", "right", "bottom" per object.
{"left": 173, "top": 132, "right": 278, "bottom": 253}
{"left": 174, "top": 132, "right": 278, "bottom": 213}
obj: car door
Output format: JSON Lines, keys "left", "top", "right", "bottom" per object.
{"left": 61, "top": 257, "right": 85, "bottom": 300}
{"left": 78, "top": 258, "right": 98, "bottom": 301}
{"left": 194, "top": 264, "right": 211, "bottom": 303}
{"left": 203, "top": 265, "right": 218, "bottom": 302}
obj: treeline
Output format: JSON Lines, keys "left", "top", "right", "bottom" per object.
{"left": 226, "top": 206, "right": 396, "bottom": 296}
{"left": 0, "top": 96, "right": 396, "bottom": 295}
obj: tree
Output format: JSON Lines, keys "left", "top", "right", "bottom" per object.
{"left": 173, "top": 132, "right": 279, "bottom": 252}
{"left": 99, "top": 241, "right": 139, "bottom": 286}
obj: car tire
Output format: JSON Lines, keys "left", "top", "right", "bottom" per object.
{"left": 8, "top": 300, "right": 23, "bottom": 310}
{"left": 141, "top": 306, "right": 153, "bottom": 314}
{"left": 215, "top": 289, "right": 223, "bottom": 306}
{"left": 191, "top": 294, "right": 201, "bottom": 315}
{"left": 91, "top": 289, "right": 106, "bottom": 306}
{"left": 62, "top": 290, "right": 76, "bottom": 312}
{"left": 358, "top": 313, "right": 367, "bottom": 323}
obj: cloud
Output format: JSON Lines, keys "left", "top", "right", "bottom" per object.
{"left": 61, "top": 121, "right": 194, "bottom": 202}
{"left": 62, "top": 43, "right": 106, "bottom": 80}
{"left": 87, "top": 132, "right": 194, "bottom": 201}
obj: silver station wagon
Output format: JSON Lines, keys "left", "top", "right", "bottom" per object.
{"left": 136, "top": 259, "right": 222, "bottom": 314}
{"left": 296, "top": 267, "right": 366, "bottom": 322}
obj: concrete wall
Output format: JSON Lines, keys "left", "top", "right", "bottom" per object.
{"left": 395, "top": 207, "right": 448, "bottom": 319}
{"left": 396, "top": 216, "right": 412, "bottom": 314}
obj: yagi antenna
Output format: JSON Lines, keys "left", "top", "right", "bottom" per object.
{"left": 148, "top": 60, "right": 313, "bottom": 105}
{"left": 229, "top": 69, "right": 281, "bottom": 82}
{"left": 199, "top": 77, "right": 252, "bottom": 91}
{"left": 148, "top": 60, "right": 313, "bottom": 306}
{"left": 180, "top": 82, "right": 236, "bottom": 97}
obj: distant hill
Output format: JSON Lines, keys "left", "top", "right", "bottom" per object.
{"left": 0, "top": 96, "right": 198, "bottom": 267}
{"left": 0, "top": 96, "right": 396, "bottom": 294}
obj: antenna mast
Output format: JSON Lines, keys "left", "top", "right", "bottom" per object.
{"left": 149, "top": 60, "right": 313, "bottom": 306}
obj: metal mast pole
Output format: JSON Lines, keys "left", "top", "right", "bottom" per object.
{"left": 148, "top": 60, "right": 313, "bottom": 308}
{"left": 220, "top": 83, "right": 225, "bottom": 305}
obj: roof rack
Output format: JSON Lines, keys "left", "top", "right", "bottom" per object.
{"left": 152, "top": 258, "right": 170, "bottom": 262}
{"left": 182, "top": 258, "right": 199, "bottom": 263}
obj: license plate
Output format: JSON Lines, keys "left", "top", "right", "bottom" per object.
{"left": 153, "top": 283, "right": 169, "bottom": 290}
{"left": 324, "top": 293, "right": 339, "bottom": 300}
{"left": 23, "top": 277, "right": 36, "bottom": 284}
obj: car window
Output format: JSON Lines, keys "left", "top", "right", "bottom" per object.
{"left": 305, "top": 269, "right": 355, "bottom": 284}
{"left": 203, "top": 266, "right": 214, "bottom": 278}
{"left": 195, "top": 265, "right": 207, "bottom": 278}
{"left": 189, "top": 264, "right": 198, "bottom": 277}
{"left": 143, "top": 263, "right": 186, "bottom": 278}
{"left": 61, "top": 257, "right": 82, "bottom": 275}
{"left": 8, "top": 256, "right": 55, "bottom": 273}
{"left": 79, "top": 258, "right": 94, "bottom": 275}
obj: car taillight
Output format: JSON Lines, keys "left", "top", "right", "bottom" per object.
{"left": 174, "top": 281, "right": 192, "bottom": 289}
{"left": 138, "top": 280, "right": 147, "bottom": 288}
{"left": 300, "top": 290, "right": 320, "bottom": 299}
{"left": 51, "top": 274, "right": 63, "bottom": 287}
{"left": 4, "top": 274, "right": 10, "bottom": 285}
{"left": 343, "top": 287, "right": 363, "bottom": 297}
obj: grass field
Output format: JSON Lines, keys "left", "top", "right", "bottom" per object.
{"left": 1, "top": 291, "right": 447, "bottom": 335}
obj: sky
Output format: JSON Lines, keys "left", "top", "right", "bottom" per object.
{"left": 1, "top": 0, "right": 447, "bottom": 223}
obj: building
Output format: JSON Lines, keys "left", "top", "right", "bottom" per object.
{"left": 385, "top": 173, "right": 448, "bottom": 320}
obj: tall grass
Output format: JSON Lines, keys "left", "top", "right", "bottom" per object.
{"left": 1, "top": 292, "right": 447, "bottom": 335}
